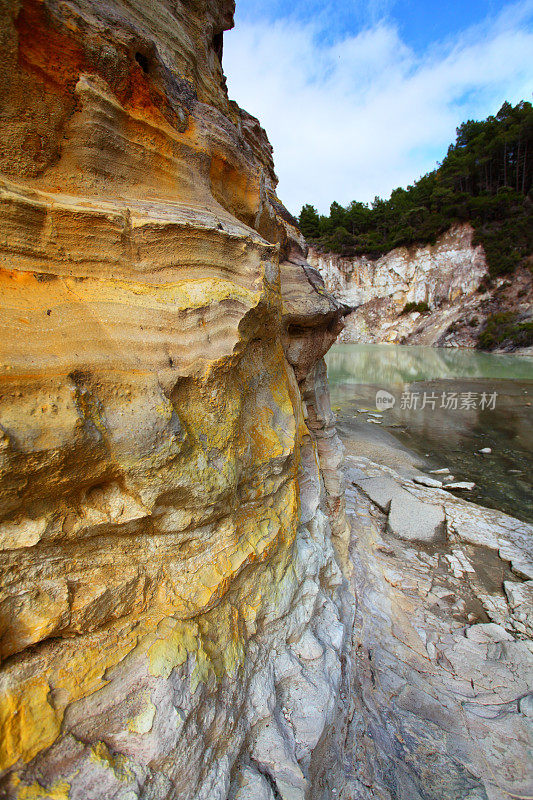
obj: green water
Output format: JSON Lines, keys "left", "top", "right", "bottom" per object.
{"left": 326, "top": 344, "right": 533, "bottom": 523}
{"left": 327, "top": 343, "right": 533, "bottom": 385}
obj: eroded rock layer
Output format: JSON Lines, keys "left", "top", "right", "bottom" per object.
{"left": 0, "top": 2, "right": 350, "bottom": 797}
{"left": 3, "top": 3, "right": 532, "bottom": 798}
{"left": 314, "top": 454, "right": 533, "bottom": 800}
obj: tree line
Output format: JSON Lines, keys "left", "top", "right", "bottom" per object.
{"left": 299, "top": 100, "right": 532, "bottom": 275}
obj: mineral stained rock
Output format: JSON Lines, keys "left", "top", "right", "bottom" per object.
{"left": 0, "top": 1, "right": 350, "bottom": 797}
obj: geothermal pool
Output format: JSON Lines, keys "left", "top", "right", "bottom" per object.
{"left": 326, "top": 343, "right": 533, "bottom": 523}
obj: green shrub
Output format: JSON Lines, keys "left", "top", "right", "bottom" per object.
{"left": 510, "top": 321, "right": 533, "bottom": 347}
{"left": 477, "top": 275, "right": 493, "bottom": 293}
{"left": 401, "top": 301, "right": 430, "bottom": 315}
{"left": 478, "top": 312, "right": 533, "bottom": 350}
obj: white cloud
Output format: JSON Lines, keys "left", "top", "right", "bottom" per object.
{"left": 223, "top": 2, "right": 533, "bottom": 215}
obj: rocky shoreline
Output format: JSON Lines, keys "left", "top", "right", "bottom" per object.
{"left": 316, "top": 448, "right": 533, "bottom": 799}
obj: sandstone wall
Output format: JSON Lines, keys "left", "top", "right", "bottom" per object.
{"left": 0, "top": 2, "right": 351, "bottom": 798}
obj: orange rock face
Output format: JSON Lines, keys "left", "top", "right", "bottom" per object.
{"left": 0, "top": 1, "right": 348, "bottom": 797}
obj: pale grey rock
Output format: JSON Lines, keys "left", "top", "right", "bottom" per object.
{"left": 320, "top": 458, "right": 533, "bottom": 800}
{"left": 519, "top": 694, "right": 533, "bottom": 717}
{"left": 233, "top": 768, "right": 275, "bottom": 800}
{"left": 291, "top": 629, "right": 324, "bottom": 662}
{"left": 445, "top": 482, "right": 476, "bottom": 490}
{"left": 383, "top": 564, "right": 430, "bottom": 593}
{"left": 298, "top": 438, "right": 322, "bottom": 525}
{"left": 432, "top": 586, "right": 457, "bottom": 600}
{"left": 347, "top": 467, "right": 367, "bottom": 481}
{"left": 451, "top": 548, "right": 475, "bottom": 573}
{"left": 351, "top": 475, "right": 402, "bottom": 512}
{"left": 309, "top": 224, "right": 488, "bottom": 346}
{"left": 278, "top": 668, "right": 335, "bottom": 766}
{"left": 505, "top": 580, "right": 533, "bottom": 636}
{"left": 351, "top": 458, "right": 533, "bottom": 579}
{"left": 478, "top": 593, "right": 512, "bottom": 628}
{"left": 445, "top": 501, "right": 533, "bottom": 581}
{"left": 314, "top": 598, "right": 346, "bottom": 652}
{"left": 426, "top": 641, "right": 437, "bottom": 659}
{"left": 505, "top": 580, "right": 533, "bottom": 611}
{"left": 478, "top": 447, "right": 492, "bottom": 454}
{"left": 465, "top": 624, "right": 514, "bottom": 643}
{"left": 444, "top": 553, "right": 468, "bottom": 578}
{"left": 387, "top": 494, "right": 446, "bottom": 543}
{"left": 499, "top": 544, "right": 533, "bottom": 581}
{"left": 250, "top": 718, "right": 307, "bottom": 800}
{"left": 464, "top": 790, "right": 488, "bottom": 800}
{"left": 445, "top": 505, "right": 500, "bottom": 549}
{"left": 272, "top": 648, "right": 303, "bottom": 686}
{"left": 413, "top": 475, "right": 444, "bottom": 488}
{"left": 430, "top": 468, "right": 451, "bottom": 474}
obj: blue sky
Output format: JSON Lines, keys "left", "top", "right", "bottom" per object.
{"left": 231, "top": 0, "right": 503, "bottom": 49}
{"left": 223, "top": 0, "right": 533, "bottom": 214}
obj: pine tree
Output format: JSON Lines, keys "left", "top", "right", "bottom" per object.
{"left": 298, "top": 204, "right": 321, "bottom": 238}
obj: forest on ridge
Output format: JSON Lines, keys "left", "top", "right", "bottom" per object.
{"left": 299, "top": 100, "right": 533, "bottom": 276}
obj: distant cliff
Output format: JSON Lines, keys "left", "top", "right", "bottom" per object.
{"left": 300, "top": 101, "right": 533, "bottom": 278}
{"left": 310, "top": 224, "right": 533, "bottom": 349}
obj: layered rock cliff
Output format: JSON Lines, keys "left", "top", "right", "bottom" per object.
{"left": 0, "top": 2, "right": 350, "bottom": 797}
{"left": 1, "top": 3, "right": 533, "bottom": 800}
{"left": 309, "top": 225, "right": 533, "bottom": 348}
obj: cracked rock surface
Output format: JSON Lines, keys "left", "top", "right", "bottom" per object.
{"left": 310, "top": 454, "right": 533, "bottom": 800}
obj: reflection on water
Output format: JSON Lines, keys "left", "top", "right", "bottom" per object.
{"left": 326, "top": 344, "right": 533, "bottom": 523}
{"left": 327, "top": 343, "right": 533, "bottom": 385}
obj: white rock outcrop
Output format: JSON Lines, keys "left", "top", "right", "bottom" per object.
{"left": 309, "top": 225, "right": 489, "bottom": 345}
